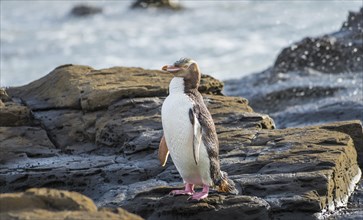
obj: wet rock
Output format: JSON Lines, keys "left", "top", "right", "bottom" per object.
{"left": 274, "top": 36, "right": 362, "bottom": 74}
{"left": 274, "top": 7, "right": 362, "bottom": 74}
{"left": 224, "top": 8, "right": 363, "bottom": 128}
{"left": 334, "top": 177, "right": 363, "bottom": 219}
{"left": 70, "top": 4, "right": 103, "bottom": 17}
{"left": 123, "top": 187, "right": 270, "bottom": 220}
{"left": 341, "top": 7, "right": 363, "bottom": 32}
{"left": 0, "top": 188, "right": 142, "bottom": 220}
{"left": 131, "top": 0, "right": 182, "bottom": 10}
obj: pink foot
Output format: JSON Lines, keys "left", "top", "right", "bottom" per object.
{"left": 170, "top": 183, "right": 194, "bottom": 196}
{"left": 189, "top": 185, "right": 209, "bottom": 201}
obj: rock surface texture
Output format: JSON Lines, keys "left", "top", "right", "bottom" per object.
{"left": 224, "top": 7, "right": 363, "bottom": 129}
{"left": 1, "top": 63, "right": 362, "bottom": 219}
{"left": 0, "top": 188, "right": 142, "bottom": 220}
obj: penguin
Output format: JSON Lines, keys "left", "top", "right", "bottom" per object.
{"left": 159, "top": 58, "right": 238, "bottom": 200}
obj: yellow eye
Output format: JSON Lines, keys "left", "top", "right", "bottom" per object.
{"left": 183, "top": 64, "right": 188, "bottom": 68}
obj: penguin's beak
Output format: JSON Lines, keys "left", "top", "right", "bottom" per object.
{"left": 162, "top": 65, "right": 181, "bottom": 73}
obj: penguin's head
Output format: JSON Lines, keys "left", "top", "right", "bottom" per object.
{"left": 162, "top": 58, "right": 201, "bottom": 89}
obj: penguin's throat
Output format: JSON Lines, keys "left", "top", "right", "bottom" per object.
{"left": 169, "top": 77, "right": 185, "bottom": 94}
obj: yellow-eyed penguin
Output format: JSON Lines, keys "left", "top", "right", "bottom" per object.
{"left": 159, "top": 58, "right": 238, "bottom": 200}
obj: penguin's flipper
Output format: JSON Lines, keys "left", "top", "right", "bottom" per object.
{"left": 158, "top": 135, "right": 169, "bottom": 166}
{"left": 189, "top": 108, "right": 202, "bottom": 165}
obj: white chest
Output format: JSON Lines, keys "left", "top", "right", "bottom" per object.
{"left": 161, "top": 90, "right": 193, "bottom": 157}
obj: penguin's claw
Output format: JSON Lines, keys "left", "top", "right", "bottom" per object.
{"left": 190, "top": 191, "right": 208, "bottom": 200}
{"left": 187, "top": 185, "right": 209, "bottom": 201}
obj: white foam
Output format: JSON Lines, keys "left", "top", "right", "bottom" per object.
{"left": 1, "top": 1, "right": 362, "bottom": 86}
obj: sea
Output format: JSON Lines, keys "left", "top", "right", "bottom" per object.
{"left": 1, "top": 0, "right": 362, "bottom": 87}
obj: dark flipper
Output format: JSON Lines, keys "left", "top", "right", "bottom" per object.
{"left": 189, "top": 108, "right": 202, "bottom": 165}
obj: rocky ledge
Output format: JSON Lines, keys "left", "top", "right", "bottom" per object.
{"left": 0, "top": 63, "right": 362, "bottom": 219}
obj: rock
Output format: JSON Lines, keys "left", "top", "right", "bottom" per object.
{"left": 320, "top": 120, "right": 363, "bottom": 167}
{"left": 0, "top": 88, "right": 33, "bottom": 127}
{"left": 341, "top": 7, "right": 363, "bottom": 32}
{"left": 274, "top": 7, "right": 362, "bottom": 74}
{"left": 0, "top": 188, "right": 142, "bottom": 220}
{"left": 8, "top": 65, "right": 223, "bottom": 111}
{"left": 224, "top": 7, "right": 363, "bottom": 128}
{"left": 70, "top": 4, "right": 103, "bottom": 17}
{"left": 122, "top": 187, "right": 270, "bottom": 220}
{"left": 0, "top": 126, "right": 58, "bottom": 163}
{"left": 0, "top": 88, "right": 12, "bottom": 102}
{"left": 0, "top": 101, "right": 33, "bottom": 127}
{"left": 331, "top": 177, "right": 363, "bottom": 220}
{"left": 274, "top": 36, "right": 362, "bottom": 74}
{"left": 131, "top": 0, "right": 183, "bottom": 10}
{"left": 1, "top": 64, "right": 362, "bottom": 219}
{"left": 234, "top": 123, "right": 362, "bottom": 215}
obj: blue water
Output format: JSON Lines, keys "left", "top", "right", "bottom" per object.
{"left": 1, "top": 0, "right": 362, "bottom": 86}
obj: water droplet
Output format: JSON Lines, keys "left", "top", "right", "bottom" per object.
{"left": 348, "top": 42, "right": 353, "bottom": 46}
{"left": 352, "top": 48, "right": 358, "bottom": 53}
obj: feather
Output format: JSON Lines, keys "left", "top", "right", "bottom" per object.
{"left": 158, "top": 135, "right": 169, "bottom": 166}
{"left": 189, "top": 108, "right": 202, "bottom": 165}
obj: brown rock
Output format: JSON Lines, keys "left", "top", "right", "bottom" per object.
{"left": 0, "top": 88, "right": 12, "bottom": 102}
{"left": 0, "top": 188, "right": 142, "bottom": 220}
{"left": 0, "top": 88, "right": 33, "bottom": 127}
{"left": 320, "top": 120, "right": 363, "bottom": 167}
{"left": 0, "top": 126, "right": 57, "bottom": 163}
{"left": 0, "top": 102, "right": 33, "bottom": 127}
{"left": 8, "top": 65, "right": 223, "bottom": 111}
